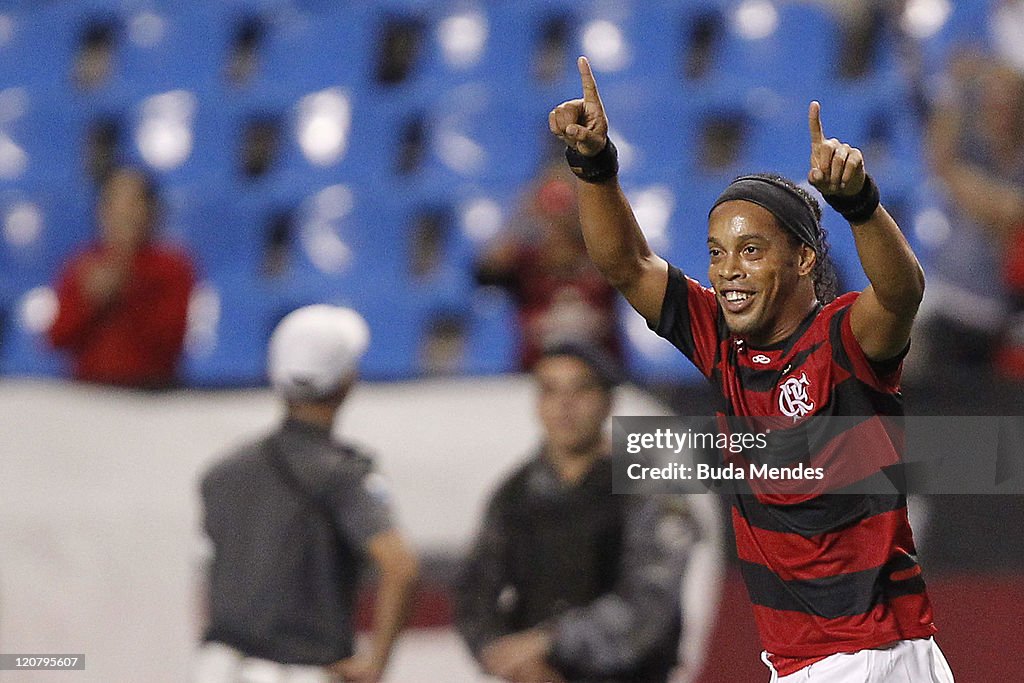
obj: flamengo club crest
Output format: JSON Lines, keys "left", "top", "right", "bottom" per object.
{"left": 778, "top": 372, "right": 815, "bottom": 420}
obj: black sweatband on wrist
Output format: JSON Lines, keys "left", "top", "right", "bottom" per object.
{"left": 823, "top": 174, "right": 881, "bottom": 224}
{"left": 565, "top": 139, "right": 618, "bottom": 184}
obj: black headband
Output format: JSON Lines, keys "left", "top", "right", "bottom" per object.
{"left": 710, "top": 176, "right": 820, "bottom": 251}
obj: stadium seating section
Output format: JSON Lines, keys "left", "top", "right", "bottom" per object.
{"left": 0, "top": 0, "right": 997, "bottom": 384}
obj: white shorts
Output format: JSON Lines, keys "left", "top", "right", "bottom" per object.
{"left": 193, "top": 642, "right": 336, "bottom": 683}
{"left": 762, "top": 638, "right": 955, "bottom": 683}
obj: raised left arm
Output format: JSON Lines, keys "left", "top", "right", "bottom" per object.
{"left": 807, "top": 101, "right": 925, "bottom": 361}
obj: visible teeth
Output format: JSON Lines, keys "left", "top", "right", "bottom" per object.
{"left": 725, "top": 291, "right": 750, "bottom": 302}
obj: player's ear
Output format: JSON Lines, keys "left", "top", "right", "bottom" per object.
{"left": 797, "top": 244, "right": 817, "bottom": 277}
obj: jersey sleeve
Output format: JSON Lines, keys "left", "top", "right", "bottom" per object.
{"left": 324, "top": 459, "right": 396, "bottom": 550}
{"left": 649, "top": 263, "right": 722, "bottom": 377}
{"left": 828, "top": 293, "right": 908, "bottom": 392}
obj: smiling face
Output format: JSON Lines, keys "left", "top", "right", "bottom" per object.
{"left": 707, "top": 200, "right": 818, "bottom": 346}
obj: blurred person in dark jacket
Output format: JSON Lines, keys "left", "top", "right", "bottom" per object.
{"left": 475, "top": 162, "right": 622, "bottom": 370}
{"left": 48, "top": 167, "right": 195, "bottom": 387}
{"left": 456, "top": 343, "right": 693, "bottom": 683}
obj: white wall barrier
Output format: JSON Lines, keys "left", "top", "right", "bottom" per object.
{"left": 0, "top": 378, "right": 722, "bottom": 683}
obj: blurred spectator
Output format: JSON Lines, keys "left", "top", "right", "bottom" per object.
{"left": 456, "top": 343, "right": 693, "bottom": 683}
{"left": 475, "top": 162, "right": 623, "bottom": 370}
{"left": 84, "top": 117, "right": 121, "bottom": 185}
{"left": 813, "top": 0, "right": 895, "bottom": 79}
{"left": 533, "top": 16, "right": 571, "bottom": 84}
{"left": 73, "top": 19, "right": 117, "bottom": 91}
{"left": 375, "top": 17, "right": 423, "bottom": 86}
{"left": 225, "top": 16, "right": 264, "bottom": 87}
{"left": 420, "top": 313, "right": 466, "bottom": 376}
{"left": 240, "top": 117, "right": 281, "bottom": 180}
{"left": 195, "top": 305, "right": 419, "bottom": 683}
{"left": 47, "top": 167, "right": 195, "bottom": 388}
{"left": 922, "top": 54, "right": 1024, "bottom": 376}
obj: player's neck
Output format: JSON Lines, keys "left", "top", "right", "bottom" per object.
{"left": 748, "top": 292, "right": 820, "bottom": 348}
{"left": 546, "top": 437, "right": 608, "bottom": 484}
{"left": 286, "top": 402, "right": 340, "bottom": 431}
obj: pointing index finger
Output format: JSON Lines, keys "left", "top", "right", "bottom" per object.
{"left": 578, "top": 56, "right": 603, "bottom": 107}
{"left": 808, "top": 100, "right": 825, "bottom": 145}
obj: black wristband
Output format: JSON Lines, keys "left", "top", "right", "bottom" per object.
{"left": 822, "top": 174, "right": 880, "bottom": 224}
{"left": 565, "top": 139, "right": 618, "bottom": 183}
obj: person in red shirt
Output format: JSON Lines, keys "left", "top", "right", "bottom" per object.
{"left": 475, "top": 160, "right": 622, "bottom": 370}
{"left": 48, "top": 167, "right": 195, "bottom": 388}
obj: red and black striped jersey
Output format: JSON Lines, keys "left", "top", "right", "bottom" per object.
{"left": 652, "top": 265, "right": 936, "bottom": 675}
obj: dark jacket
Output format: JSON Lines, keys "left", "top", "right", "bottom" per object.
{"left": 456, "top": 452, "right": 693, "bottom": 682}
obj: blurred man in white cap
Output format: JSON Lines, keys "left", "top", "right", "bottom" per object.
{"left": 195, "top": 305, "right": 419, "bottom": 683}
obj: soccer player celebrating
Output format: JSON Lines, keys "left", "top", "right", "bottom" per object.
{"left": 549, "top": 57, "right": 955, "bottom": 682}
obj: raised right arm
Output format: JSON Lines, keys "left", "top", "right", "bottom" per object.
{"left": 549, "top": 57, "right": 668, "bottom": 324}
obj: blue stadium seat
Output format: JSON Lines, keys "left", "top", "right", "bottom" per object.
{"left": 335, "top": 180, "right": 516, "bottom": 378}
{"left": 897, "top": 176, "right": 959, "bottom": 277}
{"left": 181, "top": 272, "right": 277, "bottom": 387}
{"left": 0, "top": 282, "right": 65, "bottom": 378}
{"left": 495, "top": 0, "right": 725, "bottom": 95}
{"left": 595, "top": 84, "right": 799, "bottom": 186}
{"left": 0, "top": 0, "right": 941, "bottom": 386}
{"left": 356, "top": 285, "right": 421, "bottom": 379}
{"left": 359, "top": 0, "right": 453, "bottom": 95}
{"left": 651, "top": 179, "right": 724, "bottom": 282}
{"left": 114, "top": 92, "right": 230, "bottom": 186}
{"left": 0, "top": 95, "right": 86, "bottom": 192}
{"left": 463, "top": 287, "right": 518, "bottom": 375}
{"left": 712, "top": 1, "right": 842, "bottom": 96}
{"left": 167, "top": 176, "right": 408, "bottom": 288}
{"left": 352, "top": 0, "right": 577, "bottom": 101}
{"left": 813, "top": 87, "right": 923, "bottom": 200}
{"left": 0, "top": 186, "right": 93, "bottom": 290}
{"left": 470, "top": 1, "right": 579, "bottom": 101}
{"left": 111, "top": 6, "right": 222, "bottom": 97}
{"left": 160, "top": 182, "right": 263, "bottom": 278}
{"left": 816, "top": 201, "right": 869, "bottom": 294}
{"left": 650, "top": 87, "right": 790, "bottom": 184}
{"left": 594, "top": 86, "right": 691, "bottom": 185}
{"left": 285, "top": 180, "right": 408, "bottom": 288}
{"left": 570, "top": 0, "right": 733, "bottom": 94}
{"left": 0, "top": 5, "right": 82, "bottom": 94}
{"left": 247, "top": 4, "right": 376, "bottom": 99}
{"left": 910, "top": 0, "right": 995, "bottom": 80}
{"left": 619, "top": 298, "right": 704, "bottom": 384}
{"left": 156, "top": 0, "right": 294, "bottom": 12}
{"left": 416, "top": 89, "right": 550, "bottom": 187}
{"left": 495, "top": 0, "right": 664, "bottom": 93}
{"left": 183, "top": 262, "right": 380, "bottom": 387}
{"left": 648, "top": 0, "right": 733, "bottom": 96}
{"left": 223, "top": 87, "right": 403, "bottom": 193}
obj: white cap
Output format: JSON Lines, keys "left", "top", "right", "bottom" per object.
{"left": 267, "top": 305, "right": 370, "bottom": 400}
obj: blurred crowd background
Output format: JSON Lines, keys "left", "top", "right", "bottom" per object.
{"left": 2, "top": 0, "right": 1024, "bottom": 392}
{"left": 2, "top": 0, "right": 1023, "bottom": 681}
